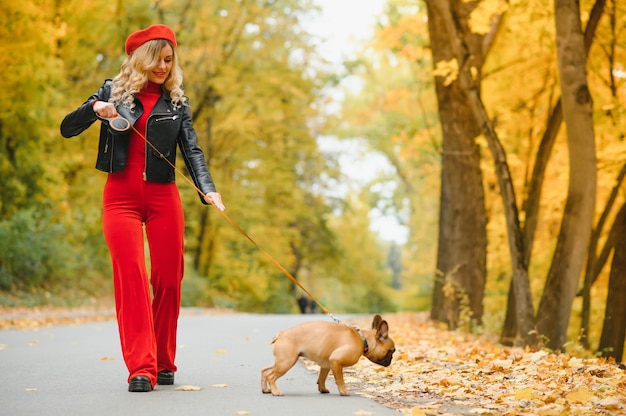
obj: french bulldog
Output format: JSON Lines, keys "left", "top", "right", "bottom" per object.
{"left": 261, "top": 314, "right": 395, "bottom": 396}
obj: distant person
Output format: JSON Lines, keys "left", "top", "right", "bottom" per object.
{"left": 297, "top": 295, "right": 317, "bottom": 314}
{"left": 297, "top": 295, "right": 308, "bottom": 314}
{"left": 60, "top": 24, "right": 225, "bottom": 392}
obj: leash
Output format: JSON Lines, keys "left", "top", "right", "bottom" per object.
{"left": 121, "top": 120, "right": 339, "bottom": 323}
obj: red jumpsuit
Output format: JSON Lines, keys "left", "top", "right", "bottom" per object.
{"left": 102, "top": 82, "right": 183, "bottom": 387}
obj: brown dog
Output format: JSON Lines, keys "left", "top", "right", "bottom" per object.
{"left": 261, "top": 315, "right": 395, "bottom": 396}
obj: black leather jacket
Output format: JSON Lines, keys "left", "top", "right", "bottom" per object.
{"left": 60, "top": 79, "right": 216, "bottom": 203}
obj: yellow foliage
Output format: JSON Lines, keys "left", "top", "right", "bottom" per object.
{"left": 468, "top": 0, "right": 509, "bottom": 35}
{"left": 374, "top": 14, "right": 428, "bottom": 52}
{"left": 432, "top": 58, "right": 459, "bottom": 86}
{"left": 398, "top": 44, "right": 427, "bottom": 62}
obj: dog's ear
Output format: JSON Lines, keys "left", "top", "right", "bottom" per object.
{"left": 371, "top": 314, "right": 383, "bottom": 330}
{"left": 375, "top": 320, "right": 389, "bottom": 341}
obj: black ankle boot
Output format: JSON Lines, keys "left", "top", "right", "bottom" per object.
{"left": 157, "top": 370, "right": 175, "bottom": 385}
{"left": 128, "top": 376, "right": 152, "bottom": 392}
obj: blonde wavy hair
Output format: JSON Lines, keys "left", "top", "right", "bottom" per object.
{"left": 110, "top": 39, "right": 187, "bottom": 110}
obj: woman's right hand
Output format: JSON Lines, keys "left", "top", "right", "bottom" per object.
{"left": 204, "top": 192, "right": 226, "bottom": 211}
{"left": 93, "top": 101, "right": 119, "bottom": 119}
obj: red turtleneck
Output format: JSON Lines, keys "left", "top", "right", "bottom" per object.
{"left": 128, "top": 81, "right": 162, "bottom": 165}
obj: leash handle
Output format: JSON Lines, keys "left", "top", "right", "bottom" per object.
{"left": 98, "top": 115, "right": 131, "bottom": 132}
{"left": 127, "top": 122, "right": 332, "bottom": 315}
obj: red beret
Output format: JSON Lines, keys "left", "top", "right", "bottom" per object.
{"left": 125, "top": 24, "right": 177, "bottom": 55}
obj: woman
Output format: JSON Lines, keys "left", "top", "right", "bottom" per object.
{"left": 61, "top": 24, "right": 225, "bottom": 392}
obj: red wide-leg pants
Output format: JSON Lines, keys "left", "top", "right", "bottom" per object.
{"left": 102, "top": 164, "right": 184, "bottom": 386}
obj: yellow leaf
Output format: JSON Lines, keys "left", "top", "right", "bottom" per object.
{"left": 235, "top": 411, "right": 251, "bottom": 416}
{"left": 470, "top": 66, "right": 478, "bottom": 80}
{"left": 411, "top": 407, "right": 428, "bottom": 416}
{"left": 515, "top": 387, "right": 533, "bottom": 400}
{"left": 174, "top": 385, "right": 202, "bottom": 391}
{"left": 432, "top": 59, "right": 459, "bottom": 86}
{"left": 468, "top": 0, "right": 508, "bottom": 35}
{"left": 210, "top": 383, "right": 228, "bottom": 388}
{"left": 98, "top": 356, "right": 116, "bottom": 361}
{"left": 567, "top": 357, "right": 584, "bottom": 369}
{"left": 598, "top": 397, "right": 621, "bottom": 409}
{"left": 215, "top": 349, "right": 227, "bottom": 354}
{"left": 353, "top": 410, "right": 375, "bottom": 416}
{"left": 566, "top": 387, "right": 595, "bottom": 403}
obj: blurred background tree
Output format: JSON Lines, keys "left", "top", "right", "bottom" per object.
{"left": 0, "top": 0, "right": 399, "bottom": 314}
{"left": 331, "top": 0, "right": 625, "bottom": 357}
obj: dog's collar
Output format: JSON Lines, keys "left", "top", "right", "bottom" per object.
{"left": 355, "top": 327, "right": 369, "bottom": 354}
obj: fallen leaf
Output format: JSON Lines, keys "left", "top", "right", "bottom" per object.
{"left": 353, "top": 410, "right": 375, "bottom": 416}
{"left": 210, "top": 383, "right": 228, "bottom": 388}
{"left": 174, "top": 385, "right": 202, "bottom": 391}
{"left": 567, "top": 357, "right": 584, "bottom": 370}
{"left": 515, "top": 387, "right": 533, "bottom": 400}
{"left": 235, "top": 411, "right": 251, "bottom": 415}
{"left": 98, "top": 356, "right": 116, "bottom": 361}
{"left": 530, "top": 351, "right": 548, "bottom": 362}
{"left": 469, "top": 409, "right": 492, "bottom": 414}
{"left": 25, "top": 388, "right": 37, "bottom": 392}
{"left": 565, "top": 387, "right": 595, "bottom": 404}
{"left": 410, "top": 407, "right": 427, "bottom": 416}
{"left": 536, "top": 403, "right": 567, "bottom": 415}
{"left": 598, "top": 397, "right": 621, "bottom": 409}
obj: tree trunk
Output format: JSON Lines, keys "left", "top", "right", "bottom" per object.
{"left": 598, "top": 203, "right": 626, "bottom": 362}
{"left": 580, "top": 164, "right": 626, "bottom": 347}
{"left": 426, "top": 0, "right": 487, "bottom": 329}
{"left": 426, "top": 0, "right": 536, "bottom": 344}
{"left": 578, "top": 0, "right": 612, "bottom": 348}
{"left": 535, "top": 0, "right": 597, "bottom": 350}
{"left": 503, "top": 0, "right": 606, "bottom": 347}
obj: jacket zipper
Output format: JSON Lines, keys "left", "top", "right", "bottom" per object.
{"left": 143, "top": 120, "right": 148, "bottom": 181}
{"left": 155, "top": 115, "right": 178, "bottom": 122}
{"left": 107, "top": 136, "right": 114, "bottom": 173}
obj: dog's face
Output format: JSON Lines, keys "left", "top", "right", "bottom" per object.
{"left": 365, "top": 315, "right": 395, "bottom": 367}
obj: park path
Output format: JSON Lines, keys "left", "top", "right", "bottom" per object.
{"left": 0, "top": 310, "right": 399, "bottom": 416}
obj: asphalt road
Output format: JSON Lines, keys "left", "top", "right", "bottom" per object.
{"left": 1, "top": 311, "right": 400, "bottom": 416}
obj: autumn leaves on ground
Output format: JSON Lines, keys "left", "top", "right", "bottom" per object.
{"left": 2, "top": 308, "right": 625, "bottom": 415}
{"left": 345, "top": 314, "right": 625, "bottom": 416}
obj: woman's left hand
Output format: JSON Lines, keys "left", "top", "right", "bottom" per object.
{"left": 204, "top": 192, "right": 225, "bottom": 211}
